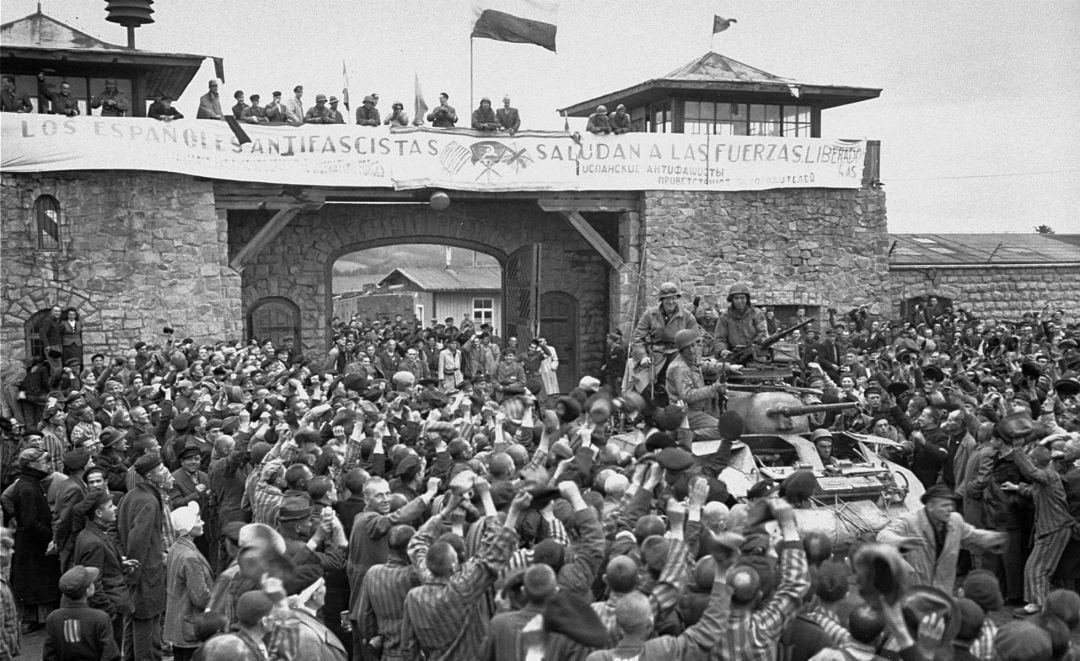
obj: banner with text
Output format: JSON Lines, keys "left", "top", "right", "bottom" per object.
{"left": 2, "top": 115, "right": 866, "bottom": 191}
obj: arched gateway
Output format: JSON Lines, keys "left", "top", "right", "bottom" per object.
{"left": 222, "top": 186, "right": 634, "bottom": 376}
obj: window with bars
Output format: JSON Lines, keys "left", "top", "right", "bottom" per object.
{"left": 35, "top": 195, "right": 61, "bottom": 250}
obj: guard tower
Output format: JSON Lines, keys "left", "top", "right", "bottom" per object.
{"left": 0, "top": 9, "right": 218, "bottom": 117}
{"left": 560, "top": 51, "right": 880, "bottom": 138}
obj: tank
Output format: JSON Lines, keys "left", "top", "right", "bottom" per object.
{"left": 693, "top": 389, "right": 924, "bottom": 548}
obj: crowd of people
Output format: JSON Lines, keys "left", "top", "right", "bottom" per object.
{"left": 5, "top": 74, "right": 646, "bottom": 136}
{"left": 0, "top": 281, "right": 1078, "bottom": 661}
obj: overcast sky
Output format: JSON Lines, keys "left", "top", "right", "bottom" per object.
{"left": 5, "top": 0, "right": 1079, "bottom": 233}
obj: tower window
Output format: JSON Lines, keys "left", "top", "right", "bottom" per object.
{"left": 35, "top": 195, "right": 61, "bottom": 250}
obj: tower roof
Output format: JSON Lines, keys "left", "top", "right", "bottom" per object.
{"left": 0, "top": 10, "right": 219, "bottom": 103}
{"left": 560, "top": 50, "right": 880, "bottom": 117}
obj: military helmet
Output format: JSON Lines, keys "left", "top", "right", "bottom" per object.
{"left": 811, "top": 428, "right": 834, "bottom": 444}
{"left": 674, "top": 328, "right": 700, "bottom": 350}
{"left": 656, "top": 282, "right": 681, "bottom": 299}
{"left": 727, "top": 282, "right": 751, "bottom": 302}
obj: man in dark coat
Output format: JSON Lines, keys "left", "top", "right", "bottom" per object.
{"left": 39, "top": 304, "right": 63, "bottom": 377}
{"left": 9, "top": 448, "right": 62, "bottom": 628}
{"left": 53, "top": 448, "right": 92, "bottom": 571}
{"left": 170, "top": 444, "right": 215, "bottom": 564}
{"left": 117, "top": 454, "right": 172, "bottom": 661}
{"left": 74, "top": 489, "right": 132, "bottom": 648}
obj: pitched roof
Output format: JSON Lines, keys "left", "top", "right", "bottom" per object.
{"left": 560, "top": 50, "right": 880, "bottom": 116}
{"left": 0, "top": 10, "right": 120, "bottom": 49}
{"left": 662, "top": 52, "right": 791, "bottom": 84}
{"left": 888, "top": 233, "right": 1080, "bottom": 266}
{"left": 378, "top": 267, "right": 501, "bottom": 291}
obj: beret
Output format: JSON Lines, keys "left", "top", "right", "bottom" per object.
{"left": 921, "top": 483, "right": 957, "bottom": 505}
{"left": 717, "top": 410, "right": 744, "bottom": 440}
{"left": 134, "top": 453, "right": 163, "bottom": 476}
{"left": 654, "top": 447, "right": 695, "bottom": 472}
{"left": 63, "top": 448, "right": 91, "bottom": 471}
{"left": 746, "top": 479, "right": 778, "bottom": 500}
{"left": 220, "top": 416, "right": 241, "bottom": 435}
{"left": 652, "top": 404, "right": 685, "bottom": 431}
{"left": 645, "top": 431, "right": 677, "bottom": 451}
{"left": 172, "top": 412, "right": 194, "bottom": 432}
{"left": 395, "top": 454, "right": 422, "bottom": 479}
{"left": 528, "top": 486, "right": 561, "bottom": 511}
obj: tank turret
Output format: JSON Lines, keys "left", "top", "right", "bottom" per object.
{"left": 725, "top": 389, "right": 858, "bottom": 434}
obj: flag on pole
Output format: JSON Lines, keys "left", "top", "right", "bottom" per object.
{"left": 472, "top": 0, "right": 559, "bottom": 52}
{"left": 712, "top": 15, "right": 737, "bottom": 33}
{"left": 342, "top": 61, "right": 351, "bottom": 111}
{"left": 413, "top": 72, "right": 429, "bottom": 126}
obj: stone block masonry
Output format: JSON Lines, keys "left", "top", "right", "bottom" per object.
{"left": 1, "top": 172, "right": 242, "bottom": 373}
{"left": 888, "top": 266, "right": 1080, "bottom": 321}
{"left": 634, "top": 187, "right": 891, "bottom": 325}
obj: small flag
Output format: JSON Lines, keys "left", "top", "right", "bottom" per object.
{"left": 713, "top": 15, "right": 737, "bottom": 33}
{"left": 342, "top": 61, "right": 351, "bottom": 111}
{"left": 413, "top": 72, "right": 429, "bottom": 126}
{"left": 472, "top": 0, "right": 559, "bottom": 52}
{"left": 224, "top": 116, "right": 251, "bottom": 146}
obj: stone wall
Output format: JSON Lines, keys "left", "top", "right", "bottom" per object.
{"left": 888, "top": 266, "right": 1080, "bottom": 320}
{"left": 227, "top": 201, "right": 610, "bottom": 379}
{"left": 0, "top": 172, "right": 241, "bottom": 373}
{"left": 635, "top": 187, "right": 890, "bottom": 321}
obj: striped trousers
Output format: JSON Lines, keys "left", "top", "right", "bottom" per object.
{"left": 1024, "top": 527, "right": 1071, "bottom": 606}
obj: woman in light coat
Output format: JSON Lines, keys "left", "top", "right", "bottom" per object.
{"left": 164, "top": 503, "right": 212, "bottom": 661}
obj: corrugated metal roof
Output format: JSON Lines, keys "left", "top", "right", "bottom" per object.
{"left": 888, "top": 233, "right": 1080, "bottom": 266}
{"left": 378, "top": 267, "right": 501, "bottom": 291}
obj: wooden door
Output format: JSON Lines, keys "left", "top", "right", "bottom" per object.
{"left": 503, "top": 245, "right": 540, "bottom": 345}
{"left": 540, "top": 291, "right": 578, "bottom": 392}
{"left": 249, "top": 297, "right": 301, "bottom": 349}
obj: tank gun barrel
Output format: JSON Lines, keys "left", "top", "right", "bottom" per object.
{"left": 766, "top": 402, "right": 859, "bottom": 417}
{"left": 727, "top": 384, "right": 823, "bottom": 396}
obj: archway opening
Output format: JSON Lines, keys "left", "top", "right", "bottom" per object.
{"left": 332, "top": 243, "right": 503, "bottom": 337}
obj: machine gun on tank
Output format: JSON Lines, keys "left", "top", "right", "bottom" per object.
{"left": 731, "top": 317, "right": 815, "bottom": 365}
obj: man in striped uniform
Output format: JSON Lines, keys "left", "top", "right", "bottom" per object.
{"left": 400, "top": 479, "right": 528, "bottom": 661}
{"left": 712, "top": 497, "right": 811, "bottom": 661}
{"left": 1009, "top": 444, "right": 1074, "bottom": 616}
{"left": 356, "top": 525, "right": 419, "bottom": 660}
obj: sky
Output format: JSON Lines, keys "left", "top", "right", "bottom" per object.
{"left": 4, "top": 0, "right": 1079, "bottom": 234}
